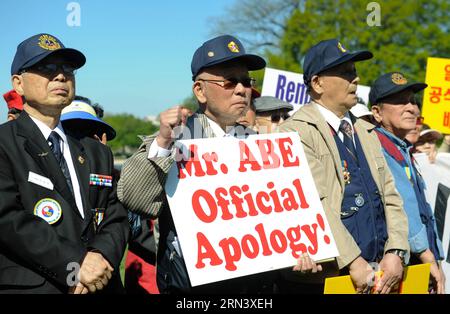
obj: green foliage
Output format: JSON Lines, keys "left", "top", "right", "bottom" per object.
{"left": 209, "top": 0, "right": 299, "bottom": 52}
{"left": 181, "top": 94, "right": 199, "bottom": 112}
{"left": 212, "top": 0, "right": 450, "bottom": 86}
{"left": 274, "top": 0, "right": 450, "bottom": 85}
{"left": 103, "top": 113, "right": 158, "bottom": 156}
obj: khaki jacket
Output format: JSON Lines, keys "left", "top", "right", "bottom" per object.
{"left": 278, "top": 102, "right": 409, "bottom": 270}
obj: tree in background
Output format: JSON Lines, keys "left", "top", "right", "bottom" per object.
{"left": 211, "top": 0, "right": 450, "bottom": 85}
{"left": 181, "top": 94, "right": 199, "bottom": 112}
{"left": 209, "top": 0, "right": 301, "bottom": 52}
{"left": 103, "top": 113, "right": 158, "bottom": 157}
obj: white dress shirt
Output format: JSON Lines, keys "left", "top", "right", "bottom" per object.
{"left": 315, "top": 102, "right": 355, "bottom": 145}
{"left": 30, "top": 116, "right": 85, "bottom": 218}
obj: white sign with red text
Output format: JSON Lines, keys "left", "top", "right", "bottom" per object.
{"left": 165, "top": 132, "right": 338, "bottom": 287}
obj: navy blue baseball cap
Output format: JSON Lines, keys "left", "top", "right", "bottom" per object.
{"left": 303, "top": 39, "right": 373, "bottom": 85}
{"left": 11, "top": 33, "right": 86, "bottom": 75}
{"left": 191, "top": 35, "right": 266, "bottom": 80}
{"left": 369, "top": 72, "right": 427, "bottom": 105}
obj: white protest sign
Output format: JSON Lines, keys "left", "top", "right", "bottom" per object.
{"left": 261, "top": 67, "right": 371, "bottom": 113}
{"left": 413, "top": 152, "right": 450, "bottom": 294}
{"left": 261, "top": 68, "right": 311, "bottom": 114}
{"left": 165, "top": 132, "right": 338, "bottom": 287}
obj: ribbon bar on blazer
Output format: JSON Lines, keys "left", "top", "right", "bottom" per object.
{"left": 89, "top": 174, "right": 113, "bottom": 187}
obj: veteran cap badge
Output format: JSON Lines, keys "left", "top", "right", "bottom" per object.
{"left": 38, "top": 34, "right": 62, "bottom": 51}
{"left": 391, "top": 72, "right": 408, "bottom": 85}
{"left": 227, "top": 41, "right": 240, "bottom": 53}
{"left": 337, "top": 42, "right": 347, "bottom": 53}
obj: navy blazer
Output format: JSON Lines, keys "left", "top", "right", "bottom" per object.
{"left": 0, "top": 111, "right": 129, "bottom": 293}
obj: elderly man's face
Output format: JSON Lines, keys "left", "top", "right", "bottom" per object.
{"left": 236, "top": 102, "right": 256, "bottom": 128}
{"left": 194, "top": 61, "right": 252, "bottom": 128}
{"left": 405, "top": 115, "right": 423, "bottom": 145}
{"left": 315, "top": 61, "right": 360, "bottom": 112}
{"left": 13, "top": 54, "right": 75, "bottom": 115}
{"left": 372, "top": 90, "right": 418, "bottom": 139}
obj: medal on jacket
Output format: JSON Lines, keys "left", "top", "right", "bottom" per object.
{"left": 354, "top": 193, "right": 365, "bottom": 207}
{"left": 89, "top": 174, "right": 112, "bottom": 187}
{"left": 34, "top": 198, "right": 62, "bottom": 224}
{"left": 78, "top": 156, "right": 85, "bottom": 164}
{"left": 342, "top": 160, "right": 351, "bottom": 185}
{"left": 92, "top": 208, "right": 105, "bottom": 228}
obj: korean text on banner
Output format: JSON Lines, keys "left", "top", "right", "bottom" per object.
{"left": 422, "top": 57, "right": 450, "bottom": 134}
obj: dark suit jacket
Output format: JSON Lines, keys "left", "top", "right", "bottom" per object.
{"left": 0, "top": 111, "right": 129, "bottom": 293}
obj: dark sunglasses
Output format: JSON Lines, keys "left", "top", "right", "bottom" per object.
{"left": 198, "top": 77, "right": 256, "bottom": 89}
{"left": 20, "top": 63, "right": 77, "bottom": 76}
{"left": 271, "top": 111, "right": 290, "bottom": 123}
{"left": 381, "top": 94, "right": 417, "bottom": 105}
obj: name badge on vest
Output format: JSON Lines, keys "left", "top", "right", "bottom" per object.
{"left": 89, "top": 174, "right": 113, "bottom": 187}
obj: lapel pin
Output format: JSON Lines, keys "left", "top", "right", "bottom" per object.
{"left": 78, "top": 156, "right": 85, "bottom": 164}
{"left": 38, "top": 152, "right": 49, "bottom": 157}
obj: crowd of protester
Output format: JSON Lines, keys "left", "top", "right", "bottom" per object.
{"left": 1, "top": 32, "right": 448, "bottom": 294}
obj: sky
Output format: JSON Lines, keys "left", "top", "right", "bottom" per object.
{"left": 0, "top": 0, "right": 234, "bottom": 120}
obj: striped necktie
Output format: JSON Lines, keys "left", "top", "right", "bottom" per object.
{"left": 48, "top": 131, "right": 74, "bottom": 195}
{"left": 339, "top": 120, "right": 357, "bottom": 160}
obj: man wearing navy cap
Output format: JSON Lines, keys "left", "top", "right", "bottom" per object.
{"left": 118, "top": 35, "right": 320, "bottom": 294}
{"left": 279, "top": 39, "right": 408, "bottom": 293}
{"left": 370, "top": 72, "right": 445, "bottom": 293}
{"left": 0, "top": 33, "right": 129, "bottom": 293}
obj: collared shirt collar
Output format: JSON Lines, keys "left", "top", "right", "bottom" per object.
{"left": 29, "top": 116, "right": 67, "bottom": 143}
{"left": 205, "top": 116, "right": 233, "bottom": 137}
{"left": 315, "top": 101, "right": 354, "bottom": 136}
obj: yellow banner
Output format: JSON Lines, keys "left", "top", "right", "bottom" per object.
{"left": 324, "top": 263, "right": 430, "bottom": 294}
{"left": 422, "top": 57, "right": 450, "bottom": 134}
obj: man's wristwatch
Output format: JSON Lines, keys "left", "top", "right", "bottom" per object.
{"left": 386, "top": 249, "right": 406, "bottom": 266}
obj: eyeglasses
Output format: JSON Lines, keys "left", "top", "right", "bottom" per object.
{"left": 259, "top": 111, "right": 290, "bottom": 123}
{"left": 271, "top": 111, "right": 290, "bottom": 123}
{"left": 197, "top": 77, "right": 256, "bottom": 89}
{"left": 20, "top": 63, "right": 77, "bottom": 76}
{"left": 381, "top": 94, "right": 417, "bottom": 105}
{"left": 320, "top": 63, "right": 358, "bottom": 80}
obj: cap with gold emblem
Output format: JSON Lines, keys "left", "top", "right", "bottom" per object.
{"left": 190, "top": 34, "right": 266, "bottom": 80}
{"left": 369, "top": 72, "right": 428, "bottom": 105}
{"left": 11, "top": 33, "right": 86, "bottom": 75}
{"left": 302, "top": 38, "right": 373, "bottom": 86}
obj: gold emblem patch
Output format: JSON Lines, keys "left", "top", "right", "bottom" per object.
{"left": 337, "top": 42, "right": 347, "bottom": 53}
{"left": 207, "top": 51, "right": 214, "bottom": 57}
{"left": 227, "top": 41, "right": 239, "bottom": 53}
{"left": 38, "top": 34, "right": 61, "bottom": 51}
{"left": 391, "top": 73, "right": 408, "bottom": 85}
